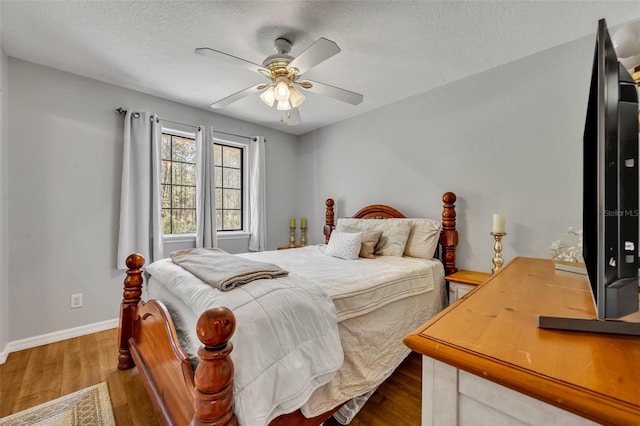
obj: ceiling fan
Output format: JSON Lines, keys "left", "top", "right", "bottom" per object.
{"left": 195, "top": 37, "right": 363, "bottom": 126}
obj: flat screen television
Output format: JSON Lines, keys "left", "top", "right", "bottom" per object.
{"left": 537, "top": 19, "right": 640, "bottom": 335}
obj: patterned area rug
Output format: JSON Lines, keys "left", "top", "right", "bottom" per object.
{"left": 0, "top": 382, "right": 115, "bottom": 426}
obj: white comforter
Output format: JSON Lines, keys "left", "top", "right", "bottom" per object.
{"left": 240, "top": 245, "right": 440, "bottom": 321}
{"left": 146, "top": 245, "right": 444, "bottom": 426}
{"left": 145, "top": 256, "right": 343, "bottom": 426}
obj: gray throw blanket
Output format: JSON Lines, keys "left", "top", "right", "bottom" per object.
{"left": 170, "top": 247, "right": 288, "bottom": 291}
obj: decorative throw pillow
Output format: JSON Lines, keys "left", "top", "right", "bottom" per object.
{"left": 359, "top": 230, "right": 383, "bottom": 259}
{"left": 325, "top": 231, "right": 362, "bottom": 260}
{"left": 336, "top": 226, "right": 383, "bottom": 259}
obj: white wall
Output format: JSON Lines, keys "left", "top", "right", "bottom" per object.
{"left": 298, "top": 35, "right": 593, "bottom": 273}
{"left": 0, "top": 42, "right": 9, "bottom": 361}
{"left": 6, "top": 58, "right": 298, "bottom": 343}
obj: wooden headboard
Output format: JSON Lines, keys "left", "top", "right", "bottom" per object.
{"left": 322, "top": 192, "right": 458, "bottom": 275}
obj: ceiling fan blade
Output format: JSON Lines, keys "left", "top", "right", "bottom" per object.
{"left": 195, "top": 47, "right": 270, "bottom": 76}
{"left": 210, "top": 84, "right": 264, "bottom": 108}
{"left": 282, "top": 108, "right": 301, "bottom": 126}
{"left": 288, "top": 38, "right": 341, "bottom": 75}
{"left": 303, "top": 80, "right": 363, "bottom": 105}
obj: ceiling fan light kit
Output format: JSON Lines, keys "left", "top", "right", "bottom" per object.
{"left": 259, "top": 86, "right": 276, "bottom": 107}
{"left": 196, "top": 36, "right": 363, "bottom": 125}
{"left": 274, "top": 77, "right": 291, "bottom": 101}
{"left": 276, "top": 99, "right": 291, "bottom": 111}
{"left": 288, "top": 86, "right": 305, "bottom": 108}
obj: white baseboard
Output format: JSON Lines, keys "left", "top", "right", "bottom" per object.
{"left": 0, "top": 343, "right": 7, "bottom": 364}
{"left": 3, "top": 318, "right": 119, "bottom": 360}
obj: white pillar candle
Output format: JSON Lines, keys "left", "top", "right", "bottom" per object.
{"left": 492, "top": 214, "right": 505, "bottom": 233}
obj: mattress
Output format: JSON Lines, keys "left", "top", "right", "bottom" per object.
{"left": 237, "top": 245, "right": 444, "bottom": 321}
{"left": 146, "top": 244, "right": 445, "bottom": 425}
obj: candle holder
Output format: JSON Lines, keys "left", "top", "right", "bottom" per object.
{"left": 289, "top": 227, "right": 297, "bottom": 248}
{"left": 300, "top": 227, "right": 307, "bottom": 246}
{"left": 490, "top": 232, "right": 506, "bottom": 274}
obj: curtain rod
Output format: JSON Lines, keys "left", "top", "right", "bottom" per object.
{"left": 213, "top": 130, "right": 257, "bottom": 141}
{"left": 116, "top": 108, "right": 259, "bottom": 141}
{"left": 115, "top": 108, "right": 201, "bottom": 132}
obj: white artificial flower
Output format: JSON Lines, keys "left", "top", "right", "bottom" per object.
{"left": 548, "top": 228, "right": 584, "bottom": 263}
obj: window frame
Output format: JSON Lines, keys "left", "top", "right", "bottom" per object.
{"left": 160, "top": 129, "right": 197, "bottom": 236}
{"left": 214, "top": 137, "right": 250, "bottom": 234}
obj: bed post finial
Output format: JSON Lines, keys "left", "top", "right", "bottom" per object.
{"left": 440, "top": 192, "right": 458, "bottom": 276}
{"left": 193, "top": 307, "right": 239, "bottom": 426}
{"left": 118, "top": 253, "right": 145, "bottom": 370}
{"left": 324, "top": 198, "right": 335, "bottom": 244}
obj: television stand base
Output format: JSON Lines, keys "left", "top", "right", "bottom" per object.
{"left": 537, "top": 315, "right": 640, "bottom": 336}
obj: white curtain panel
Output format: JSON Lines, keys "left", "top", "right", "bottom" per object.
{"left": 248, "top": 136, "right": 267, "bottom": 251}
{"left": 196, "top": 127, "right": 218, "bottom": 248}
{"left": 116, "top": 110, "right": 163, "bottom": 269}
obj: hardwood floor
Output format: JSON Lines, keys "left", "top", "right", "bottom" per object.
{"left": 334, "top": 351, "right": 422, "bottom": 426}
{"left": 0, "top": 329, "right": 421, "bottom": 425}
{"left": 0, "top": 329, "right": 160, "bottom": 425}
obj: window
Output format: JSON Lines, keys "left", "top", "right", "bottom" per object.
{"left": 160, "top": 131, "right": 247, "bottom": 235}
{"left": 161, "top": 132, "right": 196, "bottom": 234}
{"left": 214, "top": 143, "right": 244, "bottom": 231}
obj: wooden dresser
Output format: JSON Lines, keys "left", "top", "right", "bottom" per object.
{"left": 404, "top": 257, "right": 640, "bottom": 425}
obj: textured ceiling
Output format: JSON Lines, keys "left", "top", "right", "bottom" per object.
{"left": 1, "top": 1, "right": 639, "bottom": 135}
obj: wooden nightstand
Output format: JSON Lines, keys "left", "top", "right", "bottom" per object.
{"left": 446, "top": 270, "right": 491, "bottom": 304}
{"left": 277, "top": 246, "right": 300, "bottom": 250}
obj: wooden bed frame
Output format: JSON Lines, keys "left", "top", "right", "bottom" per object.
{"left": 118, "top": 191, "right": 458, "bottom": 425}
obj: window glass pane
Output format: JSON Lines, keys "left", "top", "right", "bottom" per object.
{"left": 172, "top": 162, "right": 196, "bottom": 185}
{"left": 223, "top": 210, "right": 241, "bottom": 230}
{"left": 225, "top": 146, "right": 241, "bottom": 168}
{"left": 222, "top": 146, "right": 232, "bottom": 166}
{"left": 214, "top": 144, "right": 222, "bottom": 166}
{"left": 215, "top": 166, "right": 222, "bottom": 187}
{"left": 172, "top": 136, "right": 196, "bottom": 163}
{"left": 172, "top": 186, "right": 196, "bottom": 209}
{"left": 161, "top": 134, "right": 171, "bottom": 160}
{"left": 172, "top": 209, "right": 196, "bottom": 233}
{"left": 223, "top": 189, "right": 241, "bottom": 209}
{"left": 215, "top": 188, "right": 222, "bottom": 209}
{"left": 161, "top": 184, "right": 171, "bottom": 208}
{"left": 216, "top": 210, "right": 222, "bottom": 230}
{"left": 223, "top": 168, "right": 241, "bottom": 189}
{"left": 161, "top": 160, "right": 172, "bottom": 185}
{"left": 161, "top": 209, "right": 171, "bottom": 234}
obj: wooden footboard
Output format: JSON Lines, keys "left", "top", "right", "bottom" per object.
{"left": 118, "top": 192, "right": 458, "bottom": 425}
{"left": 118, "top": 254, "right": 238, "bottom": 425}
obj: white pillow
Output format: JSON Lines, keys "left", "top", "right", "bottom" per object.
{"left": 333, "top": 227, "right": 383, "bottom": 259}
{"left": 403, "top": 218, "right": 441, "bottom": 259}
{"left": 336, "top": 218, "right": 411, "bottom": 257}
{"left": 325, "top": 231, "right": 362, "bottom": 260}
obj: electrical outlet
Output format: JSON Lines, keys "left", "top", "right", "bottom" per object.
{"left": 70, "top": 293, "right": 83, "bottom": 309}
